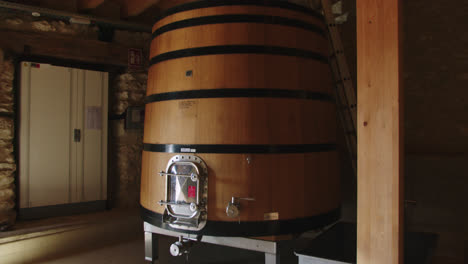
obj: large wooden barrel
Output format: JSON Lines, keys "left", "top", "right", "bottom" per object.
{"left": 141, "top": 0, "right": 340, "bottom": 237}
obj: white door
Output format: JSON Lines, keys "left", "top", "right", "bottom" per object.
{"left": 19, "top": 62, "right": 108, "bottom": 209}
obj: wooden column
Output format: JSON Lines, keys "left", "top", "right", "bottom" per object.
{"left": 356, "top": 0, "right": 403, "bottom": 264}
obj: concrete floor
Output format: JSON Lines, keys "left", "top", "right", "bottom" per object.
{"left": 0, "top": 209, "right": 146, "bottom": 264}
{"left": 0, "top": 207, "right": 447, "bottom": 264}
{"left": 31, "top": 235, "right": 273, "bottom": 264}
{"left": 32, "top": 235, "right": 280, "bottom": 264}
{"left": 38, "top": 238, "right": 148, "bottom": 264}
{"left": 0, "top": 209, "right": 303, "bottom": 264}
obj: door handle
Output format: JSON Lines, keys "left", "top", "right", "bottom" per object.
{"left": 74, "top": 129, "right": 81, "bottom": 142}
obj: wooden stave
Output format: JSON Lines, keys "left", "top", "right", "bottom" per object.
{"left": 147, "top": 4, "right": 330, "bottom": 95}
{"left": 152, "top": 1, "right": 324, "bottom": 32}
{"left": 140, "top": 151, "right": 340, "bottom": 222}
{"left": 147, "top": 55, "right": 332, "bottom": 95}
{"left": 143, "top": 98, "right": 336, "bottom": 145}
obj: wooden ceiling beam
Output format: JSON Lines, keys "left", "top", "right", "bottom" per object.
{"left": 113, "top": 0, "right": 161, "bottom": 17}
{"left": 77, "top": 0, "right": 106, "bottom": 10}
{"left": 37, "top": 0, "right": 77, "bottom": 12}
{"left": 0, "top": 29, "right": 148, "bottom": 67}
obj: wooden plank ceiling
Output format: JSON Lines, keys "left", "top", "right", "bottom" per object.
{"left": 5, "top": 0, "right": 195, "bottom": 25}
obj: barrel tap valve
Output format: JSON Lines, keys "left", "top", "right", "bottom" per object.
{"left": 170, "top": 236, "right": 193, "bottom": 257}
{"left": 226, "top": 196, "right": 255, "bottom": 218}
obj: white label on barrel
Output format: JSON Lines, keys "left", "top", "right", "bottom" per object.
{"left": 181, "top": 148, "right": 197, "bottom": 153}
{"left": 264, "top": 212, "right": 279, "bottom": 220}
{"left": 179, "top": 100, "right": 197, "bottom": 109}
{"left": 178, "top": 100, "right": 198, "bottom": 118}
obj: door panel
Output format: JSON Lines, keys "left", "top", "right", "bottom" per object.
{"left": 20, "top": 62, "right": 108, "bottom": 209}
{"left": 82, "top": 70, "right": 106, "bottom": 202}
{"left": 28, "top": 64, "right": 72, "bottom": 207}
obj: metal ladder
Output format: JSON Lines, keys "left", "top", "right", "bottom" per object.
{"left": 319, "top": 0, "right": 357, "bottom": 176}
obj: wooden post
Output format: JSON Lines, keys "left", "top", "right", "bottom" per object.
{"left": 356, "top": 0, "right": 403, "bottom": 264}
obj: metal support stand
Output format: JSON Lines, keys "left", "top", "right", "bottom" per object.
{"left": 144, "top": 231, "right": 159, "bottom": 262}
{"left": 144, "top": 222, "right": 282, "bottom": 264}
{"left": 144, "top": 232, "right": 152, "bottom": 261}
{"left": 265, "top": 252, "right": 281, "bottom": 264}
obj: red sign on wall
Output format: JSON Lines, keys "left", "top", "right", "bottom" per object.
{"left": 128, "top": 48, "right": 143, "bottom": 69}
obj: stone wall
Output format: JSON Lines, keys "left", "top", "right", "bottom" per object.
{"left": 0, "top": 49, "right": 16, "bottom": 230}
{"left": 109, "top": 72, "right": 147, "bottom": 208}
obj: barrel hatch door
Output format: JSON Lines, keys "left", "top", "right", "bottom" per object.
{"left": 158, "top": 155, "right": 208, "bottom": 231}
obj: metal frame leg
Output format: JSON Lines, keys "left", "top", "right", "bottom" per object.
{"left": 145, "top": 232, "right": 159, "bottom": 262}
{"left": 265, "top": 252, "right": 280, "bottom": 264}
{"left": 144, "top": 231, "right": 153, "bottom": 262}
{"left": 145, "top": 221, "right": 285, "bottom": 263}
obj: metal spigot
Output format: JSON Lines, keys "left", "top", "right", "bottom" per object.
{"left": 170, "top": 236, "right": 192, "bottom": 257}
{"left": 225, "top": 196, "right": 255, "bottom": 218}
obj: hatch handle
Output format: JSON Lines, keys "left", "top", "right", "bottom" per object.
{"left": 159, "top": 171, "right": 198, "bottom": 182}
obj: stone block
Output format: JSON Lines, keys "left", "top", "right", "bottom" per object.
{"left": 112, "top": 101, "right": 128, "bottom": 115}
{"left": 0, "top": 199, "right": 14, "bottom": 212}
{"left": 0, "top": 60, "right": 14, "bottom": 80}
{"left": 128, "top": 91, "right": 145, "bottom": 105}
{"left": 5, "top": 18, "right": 23, "bottom": 27}
{"left": 0, "top": 117, "right": 13, "bottom": 140}
{"left": 0, "top": 163, "right": 16, "bottom": 171}
{"left": 31, "top": 21, "right": 57, "bottom": 32}
{"left": 0, "top": 80, "right": 13, "bottom": 93}
{"left": 0, "top": 60, "right": 14, "bottom": 112}
{"left": 0, "top": 176, "right": 13, "bottom": 189}
{"left": 0, "top": 210, "right": 16, "bottom": 231}
{"left": 0, "top": 93, "right": 13, "bottom": 104}
{"left": 0, "top": 188, "right": 14, "bottom": 202}
{"left": 0, "top": 150, "right": 14, "bottom": 164}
